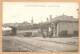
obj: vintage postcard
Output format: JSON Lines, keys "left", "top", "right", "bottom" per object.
{"left": 0, "top": 0, "right": 80, "bottom": 54}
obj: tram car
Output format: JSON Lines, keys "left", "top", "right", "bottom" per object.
{"left": 2, "top": 27, "right": 12, "bottom": 36}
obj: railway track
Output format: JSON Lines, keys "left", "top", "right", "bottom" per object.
{"left": 13, "top": 36, "right": 78, "bottom": 52}
{"left": 39, "top": 40, "right": 78, "bottom": 46}
{"left": 15, "top": 38, "right": 56, "bottom": 52}
{"left": 3, "top": 36, "right": 78, "bottom": 52}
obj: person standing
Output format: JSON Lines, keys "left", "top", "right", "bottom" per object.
{"left": 10, "top": 26, "right": 17, "bottom": 36}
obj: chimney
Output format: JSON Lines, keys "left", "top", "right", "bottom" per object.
{"left": 46, "top": 18, "right": 49, "bottom": 22}
{"left": 31, "top": 17, "right": 34, "bottom": 25}
{"left": 49, "top": 15, "right": 52, "bottom": 21}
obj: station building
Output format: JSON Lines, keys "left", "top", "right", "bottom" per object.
{"left": 51, "top": 15, "right": 78, "bottom": 37}
{"left": 41, "top": 15, "right": 78, "bottom": 37}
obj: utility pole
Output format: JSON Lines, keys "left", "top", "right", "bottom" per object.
{"left": 31, "top": 17, "right": 34, "bottom": 25}
{"left": 49, "top": 15, "right": 52, "bottom": 21}
{"left": 41, "top": 17, "right": 43, "bottom": 23}
{"left": 46, "top": 18, "right": 49, "bottom": 22}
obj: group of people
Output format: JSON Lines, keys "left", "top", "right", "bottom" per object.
{"left": 40, "top": 24, "right": 54, "bottom": 38}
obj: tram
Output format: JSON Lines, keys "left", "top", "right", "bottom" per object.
{"left": 2, "top": 27, "right": 12, "bottom": 36}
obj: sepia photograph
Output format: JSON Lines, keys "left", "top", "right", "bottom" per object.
{"left": 2, "top": 2, "right": 79, "bottom": 52}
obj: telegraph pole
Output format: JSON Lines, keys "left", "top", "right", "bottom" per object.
{"left": 49, "top": 15, "right": 52, "bottom": 21}
{"left": 31, "top": 17, "right": 34, "bottom": 25}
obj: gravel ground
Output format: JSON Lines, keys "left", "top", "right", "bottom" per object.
{"left": 2, "top": 36, "right": 78, "bottom": 52}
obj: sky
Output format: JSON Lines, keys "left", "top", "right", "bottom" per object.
{"left": 3, "top": 2, "right": 79, "bottom": 24}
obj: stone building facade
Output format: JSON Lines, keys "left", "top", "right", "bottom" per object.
{"left": 51, "top": 15, "right": 78, "bottom": 37}
{"left": 54, "top": 21, "right": 78, "bottom": 36}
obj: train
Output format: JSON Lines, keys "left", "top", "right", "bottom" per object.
{"left": 2, "top": 27, "right": 12, "bottom": 36}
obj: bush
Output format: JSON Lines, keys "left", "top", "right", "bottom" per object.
{"left": 67, "top": 34, "right": 73, "bottom": 37}
{"left": 59, "top": 30, "right": 68, "bottom": 37}
{"left": 73, "top": 31, "right": 78, "bottom": 36}
{"left": 31, "top": 32, "right": 42, "bottom": 37}
{"left": 24, "top": 32, "right": 32, "bottom": 37}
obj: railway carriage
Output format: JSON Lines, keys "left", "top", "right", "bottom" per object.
{"left": 2, "top": 27, "right": 12, "bottom": 36}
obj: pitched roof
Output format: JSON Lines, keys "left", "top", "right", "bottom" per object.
{"left": 52, "top": 15, "right": 78, "bottom": 22}
{"left": 40, "top": 15, "right": 78, "bottom": 26}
